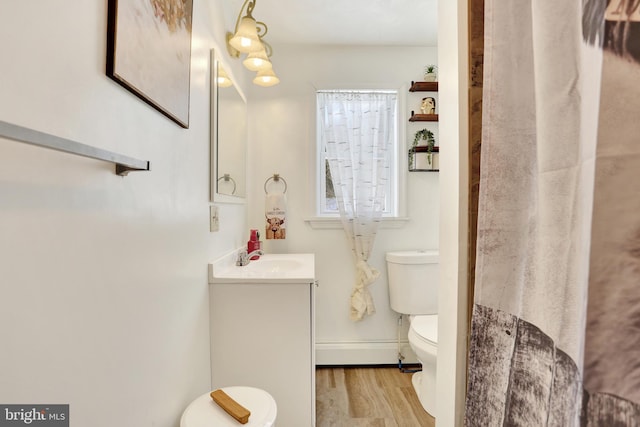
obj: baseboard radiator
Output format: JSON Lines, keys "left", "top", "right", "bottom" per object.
{"left": 315, "top": 340, "right": 419, "bottom": 365}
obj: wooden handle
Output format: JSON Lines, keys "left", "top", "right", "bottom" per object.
{"left": 210, "top": 389, "right": 251, "bottom": 424}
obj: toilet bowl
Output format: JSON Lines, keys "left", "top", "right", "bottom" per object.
{"left": 408, "top": 314, "right": 438, "bottom": 418}
{"left": 180, "top": 386, "right": 277, "bottom": 427}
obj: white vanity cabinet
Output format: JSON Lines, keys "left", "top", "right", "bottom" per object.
{"left": 208, "top": 253, "right": 316, "bottom": 427}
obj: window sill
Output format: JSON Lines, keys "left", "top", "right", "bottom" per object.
{"left": 304, "top": 216, "right": 410, "bottom": 229}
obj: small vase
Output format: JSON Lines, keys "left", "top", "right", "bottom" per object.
{"left": 424, "top": 72, "right": 437, "bottom": 82}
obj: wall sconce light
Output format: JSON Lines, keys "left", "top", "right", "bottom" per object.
{"left": 226, "top": 0, "right": 280, "bottom": 86}
{"left": 254, "top": 69, "right": 280, "bottom": 87}
{"left": 217, "top": 65, "right": 233, "bottom": 88}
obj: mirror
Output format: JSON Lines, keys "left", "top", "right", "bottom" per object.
{"left": 211, "top": 49, "right": 247, "bottom": 202}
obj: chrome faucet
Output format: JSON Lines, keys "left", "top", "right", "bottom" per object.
{"left": 236, "top": 249, "right": 264, "bottom": 266}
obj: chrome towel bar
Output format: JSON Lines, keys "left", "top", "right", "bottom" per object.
{"left": 0, "top": 120, "right": 150, "bottom": 176}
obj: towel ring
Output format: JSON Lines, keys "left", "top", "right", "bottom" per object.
{"left": 264, "top": 174, "right": 287, "bottom": 194}
{"left": 217, "top": 174, "right": 237, "bottom": 195}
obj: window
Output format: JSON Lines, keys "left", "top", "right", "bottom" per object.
{"left": 316, "top": 90, "right": 399, "bottom": 217}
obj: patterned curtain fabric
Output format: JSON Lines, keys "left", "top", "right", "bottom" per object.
{"left": 584, "top": 0, "right": 640, "bottom": 408}
{"left": 317, "top": 91, "right": 396, "bottom": 321}
{"left": 466, "top": 0, "right": 640, "bottom": 424}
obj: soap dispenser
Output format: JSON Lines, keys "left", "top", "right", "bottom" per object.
{"left": 247, "top": 229, "right": 262, "bottom": 260}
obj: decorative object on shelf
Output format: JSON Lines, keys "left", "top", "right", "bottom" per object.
{"left": 420, "top": 97, "right": 436, "bottom": 115}
{"left": 409, "top": 129, "right": 439, "bottom": 171}
{"left": 226, "top": 0, "right": 280, "bottom": 87}
{"left": 409, "top": 81, "right": 438, "bottom": 121}
{"left": 106, "top": 0, "right": 193, "bottom": 128}
{"left": 424, "top": 64, "right": 438, "bottom": 82}
{"left": 413, "top": 128, "right": 435, "bottom": 151}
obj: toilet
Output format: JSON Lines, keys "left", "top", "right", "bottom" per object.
{"left": 180, "top": 386, "right": 277, "bottom": 427}
{"left": 386, "top": 250, "right": 439, "bottom": 418}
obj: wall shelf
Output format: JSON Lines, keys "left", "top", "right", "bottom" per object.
{"left": 410, "top": 81, "right": 439, "bottom": 92}
{"left": 409, "top": 113, "right": 439, "bottom": 122}
{"left": 408, "top": 80, "right": 440, "bottom": 170}
{"left": 408, "top": 146, "right": 440, "bottom": 172}
{"left": 411, "top": 145, "right": 440, "bottom": 152}
{"left": 0, "top": 120, "right": 150, "bottom": 176}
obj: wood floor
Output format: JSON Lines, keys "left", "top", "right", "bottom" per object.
{"left": 316, "top": 366, "right": 436, "bottom": 427}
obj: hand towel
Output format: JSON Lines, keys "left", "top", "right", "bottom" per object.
{"left": 265, "top": 192, "right": 286, "bottom": 239}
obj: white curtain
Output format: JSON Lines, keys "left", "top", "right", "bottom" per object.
{"left": 317, "top": 91, "right": 396, "bottom": 321}
{"left": 465, "top": 0, "right": 640, "bottom": 424}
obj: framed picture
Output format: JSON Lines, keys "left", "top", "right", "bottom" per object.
{"left": 107, "top": 0, "right": 193, "bottom": 128}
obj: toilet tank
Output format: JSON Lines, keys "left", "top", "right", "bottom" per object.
{"left": 386, "top": 250, "right": 439, "bottom": 315}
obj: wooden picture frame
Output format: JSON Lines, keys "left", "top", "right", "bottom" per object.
{"left": 106, "top": 0, "right": 193, "bottom": 128}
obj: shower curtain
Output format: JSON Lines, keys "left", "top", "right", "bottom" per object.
{"left": 465, "top": 0, "right": 640, "bottom": 424}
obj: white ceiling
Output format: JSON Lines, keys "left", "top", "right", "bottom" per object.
{"left": 220, "top": 0, "right": 438, "bottom": 47}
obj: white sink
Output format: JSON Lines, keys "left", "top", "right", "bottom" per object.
{"left": 209, "top": 253, "right": 315, "bottom": 284}
{"left": 246, "top": 259, "right": 302, "bottom": 273}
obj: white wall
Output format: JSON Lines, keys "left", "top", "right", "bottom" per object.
{"left": 437, "top": 0, "right": 469, "bottom": 425}
{"left": 0, "top": 1, "right": 245, "bottom": 426}
{"left": 245, "top": 45, "right": 439, "bottom": 364}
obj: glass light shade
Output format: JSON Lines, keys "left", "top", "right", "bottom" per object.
{"left": 217, "top": 76, "right": 233, "bottom": 88}
{"left": 242, "top": 48, "right": 272, "bottom": 71}
{"left": 253, "top": 68, "right": 280, "bottom": 87}
{"left": 217, "top": 67, "right": 233, "bottom": 88}
{"left": 228, "top": 16, "right": 262, "bottom": 53}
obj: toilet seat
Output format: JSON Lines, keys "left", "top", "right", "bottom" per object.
{"left": 410, "top": 314, "right": 438, "bottom": 346}
{"left": 180, "top": 386, "right": 277, "bottom": 427}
